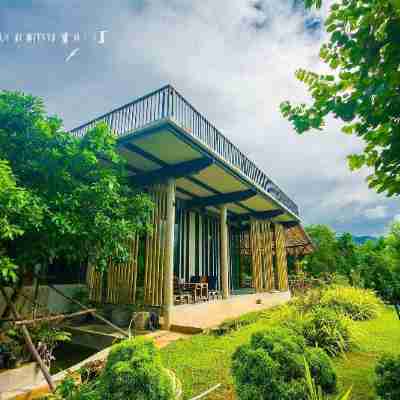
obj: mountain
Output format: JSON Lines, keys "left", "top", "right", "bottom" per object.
{"left": 352, "top": 235, "right": 378, "bottom": 245}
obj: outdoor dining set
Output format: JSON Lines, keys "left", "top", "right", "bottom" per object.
{"left": 173, "top": 275, "right": 221, "bottom": 305}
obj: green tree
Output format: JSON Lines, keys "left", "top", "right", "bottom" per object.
{"left": 0, "top": 91, "right": 153, "bottom": 285}
{"left": 281, "top": 0, "right": 400, "bottom": 196}
{"left": 304, "top": 224, "right": 340, "bottom": 276}
{"left": 337, "top": 233, "right": 359, "bottom": 279}
{"left": 0, "top": 160, "right": 43, "bottom": 283}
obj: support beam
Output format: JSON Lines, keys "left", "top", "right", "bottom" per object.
{"left": 220, "top": 205, "right": 229, "bottom": 299}
{"left": 184, "top": 189, "right": 256, "bottom": 210}
{"left": 163, "top": 178, "right": 176, "bottom": 330}
{"left": 281, "top": 221, "right": 299, "bottom": 228}
{"left": 129, "top": 158, "right": 213, "bottom": 187}
{"left": 230, "top": 209, "right": 285, "bottom": 222}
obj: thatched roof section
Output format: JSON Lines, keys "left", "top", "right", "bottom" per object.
{"left": 285, "top": 224, "right": 314, "bottom": 256}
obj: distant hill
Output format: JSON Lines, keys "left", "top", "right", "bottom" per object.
{"left": 352, "top": 235, "right": 378, "bottom": 245}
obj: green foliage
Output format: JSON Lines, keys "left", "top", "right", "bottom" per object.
{"left": 321, "top": 287, "right": 382, "bottom": 321}
{"left": 0, "top": 91, "right": 153, "bottom": 283}
{"left": 100, "top": 338, "right": 175, "bottom": 400}
{"left": 304, "top": 225, "right": 340, "bottom": 276}
{"left": 232, "top": 327, "right": 337, "bottom": 400}
{"left": 44, "top": 374, "right": 101, "bottom": 400}
{"left": 301, "top": 307, "right": 353, "bottom": 357}
{"left": 0, "top": 159, "right": 43, "bottom": 283}
{"left": 305, "top": 348, "right": 337, "bottom": 394}
{"left": 375, "top": 354, "right": 400, "bottom": 400}
{"left": 5, "top": 322, "right": 71, "bottom": 367}
{"left": 216, "top": 310, "right": 268, "bottom": 334}
{"left": 281, "top": 0, "right": 400, "bottom": 196}
{"left": 303, "top": 358, "right": 351, "bottom": 400}
{"left": 301, "top": 223, "right": 400, "bottom": 304}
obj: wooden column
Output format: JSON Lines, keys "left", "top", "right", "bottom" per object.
{"left": 163, "top": 178, "right": 176, "bottom": 330}
{"left": 220, "top": 205, "right": 229, "bottom": 299}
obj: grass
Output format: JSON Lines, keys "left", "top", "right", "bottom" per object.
{"left": 333, "top": 307, "right": 400, "bottom": 400}
{"left": 161, "top": 305, "right": 400, "bottom": 400}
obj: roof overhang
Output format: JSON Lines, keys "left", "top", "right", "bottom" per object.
{"left": 117, "top": 119, "right": 301, "bottom": 224}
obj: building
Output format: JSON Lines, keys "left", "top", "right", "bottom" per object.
{"left": 71, "top": 85, "right": 313, "bottom": 329}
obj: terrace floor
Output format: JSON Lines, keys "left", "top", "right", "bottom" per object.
{"left": 170, "top": 290, "right": 291, "bottom": 332}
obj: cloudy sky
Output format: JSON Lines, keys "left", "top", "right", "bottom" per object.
{"left": 1, "top": 0, "right": 399, "bottom": 236}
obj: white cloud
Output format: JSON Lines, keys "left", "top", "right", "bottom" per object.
{"left": 1, "top": 0, "right": 399, "bottom": 236}
{"left": 364, "top": 205, "right": 388, "bottom": 220}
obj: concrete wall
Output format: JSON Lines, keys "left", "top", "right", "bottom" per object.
{"left": 0, "top": 284, "right": 86, "bottom": 317}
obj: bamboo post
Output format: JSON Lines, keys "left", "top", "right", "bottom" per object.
{"left": 0, "top": 287, "right": 55, "bottom": 392}
{"left": 220, "top": 205, "right": 229, "bottom": 299}
{"left": 163, "top": 178, "right": 176, "bottom": 330}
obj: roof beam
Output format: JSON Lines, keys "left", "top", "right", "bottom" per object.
{"left": 183, "top": 189, "right": 256, "bottom": 210}
{"left": 129, "top": 157, "right": 213, "bottom": 187}
{"left": 230, "top": 209, "right": 285, "bottom": 222}
{"left": 280, "top": 221, "right": 299, "bottom": 228}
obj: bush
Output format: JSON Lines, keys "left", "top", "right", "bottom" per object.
{"left": 375, "top": 354, "right": 400, "bottom": 400}
{"left": 232, "top": 327, "right": 337, "bottom": 400}
{"left": 301, "top": 307, "right": 353, "bottom": 357}
{"left": 321, "top": 286, "right": 382, "bottom": 320}
{"left": 100, "top": 338, "right": 175, "bottom": 400}
{"left": 292, "top": 288, "right": 323, "bottom": 313}
{"left": 305, "top": 348, "right": 337, "bottom": 393}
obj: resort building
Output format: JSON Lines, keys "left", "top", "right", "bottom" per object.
{"left": 71, "top": 85, "right": 313, "bottom": 330}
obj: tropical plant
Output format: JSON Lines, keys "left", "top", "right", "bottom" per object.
{"left": 304, "top": 358, "right": 352, "bottom": 400}
{"left": 320, "top": 286, "right": 382, "bottom": 320}
{"left": 301, "top": 307, "right": 353, "bottom": 357}
{"left": 281, "top": 0, "right": 400, "bottom": 197}
{"left": 375, "top": 354, "right": 400, "bottom": 400}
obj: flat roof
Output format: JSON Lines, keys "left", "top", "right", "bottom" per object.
{"left": 71, "top": 85, "right": 301, "bottom": 222}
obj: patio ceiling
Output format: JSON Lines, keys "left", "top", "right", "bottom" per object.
{"left": 117, "top": 123, "right": 297, "bottom": 223}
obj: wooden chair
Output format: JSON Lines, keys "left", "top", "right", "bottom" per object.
{"left": 207, "top": 275, "right": 220, "bottom": 300}
{"left": 174, "top": 276, "right": 192, "bottom": 305}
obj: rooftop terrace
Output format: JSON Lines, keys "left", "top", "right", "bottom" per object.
{"left": 71, "top": 85, "right": 299, "bottom": 217}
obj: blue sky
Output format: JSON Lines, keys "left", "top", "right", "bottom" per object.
{"left": 0, "top": 0, "right": 399, "bottom": 236}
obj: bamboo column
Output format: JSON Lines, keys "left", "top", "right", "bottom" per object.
{"left": 220, "top": 205, "right": 229, "bottom": 299}
{"left": 163, "top": 178, "right": 176, "bottom": 330}
{"left": 274, "top": 223, "right": 289, "bottom": 291}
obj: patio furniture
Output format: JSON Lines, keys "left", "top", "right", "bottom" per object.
{"left": 174, "top": 276, "right": 193, "bottom": 305}
{"left": 208, "top": 275, "right": 220, "bottom": 300}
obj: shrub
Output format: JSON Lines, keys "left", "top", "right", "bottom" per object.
{"left": 292, "top": 288, "right": 323, "bottom": 313}
{"left": 100, "top": 338, "right": 175, "bottom": 400}
{"left": 305, "top": 348, "right": 337, "bottom": 394}
{"left": 321, "top": 286, "right": 382, "bottom": 321}
{"left": 375, "top": 354, "right": 400, "bottom": 400}
{"left": 301, "top": 307, "right": 353, "bottom": 357}
{"left": 232, "top": 327, "right": 337, "bottom": 400}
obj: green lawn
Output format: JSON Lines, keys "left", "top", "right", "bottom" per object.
{"left": 161, "top": 306, "right": 400, "bottom": 400}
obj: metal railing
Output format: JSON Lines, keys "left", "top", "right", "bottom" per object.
{"left": 70, "top": 85, "right": 299, "bottom": 216}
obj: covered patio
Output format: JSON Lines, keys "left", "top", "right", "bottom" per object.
{"left": 71, "top": 85, "right": 313, "bottom": 330}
